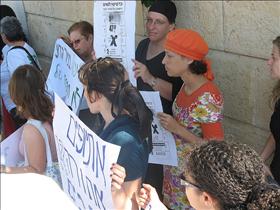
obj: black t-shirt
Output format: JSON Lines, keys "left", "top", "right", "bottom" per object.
{"left": 135, "top": 38, "right": 183, "bottom": 114}
{"left": 270, "top": 99, "right": 280, "bottom": 184}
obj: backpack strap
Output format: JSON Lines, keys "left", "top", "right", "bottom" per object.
{"left": 9, "top": 46, "right": 41, "bottom": 71}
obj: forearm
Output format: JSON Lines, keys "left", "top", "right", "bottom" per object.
{"left": 174, "top": 124, "right": 203, "bottom": 144}
{"left": 261, "top": 134, "right": 276, "bottom": 162}
{"left": 148, "top": 76, "right": 172, "bottom": 101}
{"left": 1, "top": 165, "right": 39, "bottom": 174}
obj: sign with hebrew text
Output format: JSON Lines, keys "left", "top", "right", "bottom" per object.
{"left": 47, "top": 39, "right": 85, "bottom": 113}
{"left": 53, "top": 93, "right": 121, "bottom": 210}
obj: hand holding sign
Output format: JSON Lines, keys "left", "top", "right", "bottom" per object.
{"left": 138, "top": 184, "right": 168, "bottom": 210}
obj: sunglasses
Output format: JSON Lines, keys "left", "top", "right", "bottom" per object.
{"left": 180, "top": 173, "right": 201, "bottom": 190}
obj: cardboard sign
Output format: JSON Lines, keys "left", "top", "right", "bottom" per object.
{"left": 53, "top": 93, "right": 121, "bottom": 210}
{"left": 0, "top": 126, "right": 24, "bottom": 166}
{"left": 47, "top": 39, "right": 85, "bottom": 113}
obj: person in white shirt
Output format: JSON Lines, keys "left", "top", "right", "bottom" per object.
{"left": 0, "top": 16, "right": 40, "bottom": 129}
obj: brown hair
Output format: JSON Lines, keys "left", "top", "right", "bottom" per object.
{"left": 272, "top": 36, "right": 280, "bottom": 106}
{"left": 186, "top": 141, "right": 280, "bottom": 210}
{"left": 67, "top": 21, "right": 93, "bottom": 39}
{"left": 9, "top": 64, "right": 54, "bottom": 122}
{"left": 78, "top": 57, "right": 153, "bottom": 145}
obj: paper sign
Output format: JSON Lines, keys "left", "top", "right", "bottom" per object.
{"left": 0, "top": 126, "right": 24, "bottom": 166}
{"left": 46, "top": 39, "right": 85, "bottom": 113}
{"left": 140, "top": 91, "right": 178, "bottom": 166}
{"left": 94, "top": 1, "right": 136, "bottom": 86}
{"left": 53, "top": 93, "right": 121, "bottom": 210}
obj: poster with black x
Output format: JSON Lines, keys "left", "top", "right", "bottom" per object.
{"left": 94, "top": 1, "right": 137, "bottom": 86}
{"left": 140, "top": 91, "right": 178, "bottom": 166}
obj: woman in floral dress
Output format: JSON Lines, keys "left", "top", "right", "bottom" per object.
{"left": 158, "top": 29, "right": 224, "bottom": 209}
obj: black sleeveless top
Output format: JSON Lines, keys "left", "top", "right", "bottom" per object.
{"left": 135, "top": 38, "right": 183, "bottom": 114}
{"left": 270, "top": 99, "right": 280, "bottom": 184}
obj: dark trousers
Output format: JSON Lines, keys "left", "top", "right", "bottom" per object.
{"left": 144, "top": 163, "right": 163, "bottom": 201}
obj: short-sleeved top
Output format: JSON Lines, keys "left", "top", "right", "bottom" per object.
{"left": 270, "top": 99, "right": 280, "bottom": 183}
{"left": 0, "top": 43, "right": 40, "bottom": 111}
{"left": 136, "top": 38, "right": 183, "bottom": 114}
{"left": 173, "top": 81, "right": 224, "bottom": 139}
{"left": 99, "top": 115, "right": 149, "bottom": 181}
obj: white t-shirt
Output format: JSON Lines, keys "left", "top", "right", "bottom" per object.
{"left": 0, "top": 43, "right": 40, "bottom": 111}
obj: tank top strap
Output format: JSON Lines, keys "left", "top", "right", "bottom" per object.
{"left": 24, "top": 119, "right": 53, "bottom": 166}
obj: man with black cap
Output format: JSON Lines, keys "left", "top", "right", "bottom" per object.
{"left": 132, "top": 0, "right": 183, "bottom": 202}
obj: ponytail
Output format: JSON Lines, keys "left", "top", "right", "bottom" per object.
{"left": 112, "top": 80, "right": 153, "bottom": 152}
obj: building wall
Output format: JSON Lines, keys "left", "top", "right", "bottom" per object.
{"left": 4, "top": 1, "right": 280, "bottom": 152}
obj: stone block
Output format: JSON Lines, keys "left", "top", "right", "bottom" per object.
{"left": 209, "top": 50, "right": 275, "bottom": 129}
{"left": 23, "top": 1, "right": 53, "bottom": 17}
{"left": 38, "top": 55, "right": 52, "bottom": 76}
{"left": 223, "top": 117, "right": 269, "bottom": 154}
{"left": 208, "top": 50, "right": 254, "bottom": 124}
{"left": 223, "top": 1, "right": 280, "bottom": 58}
{"left": 253, "top": 60, "right": 276, "bottom": 128}
{"left": 175, "top": 1, "right": 224, "bottom": 50}
{"left": 136, "top": 1, "right": 146, "bottom": 37}
{"left": 27, "top": 14, "right": 72, "bottom": 58}
{"left": 50, "top": 1, "right": 93, "bottom": 23}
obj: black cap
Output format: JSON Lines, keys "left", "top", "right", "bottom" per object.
{"left": 148, "top": 0, "right": 177, "bottom": 23}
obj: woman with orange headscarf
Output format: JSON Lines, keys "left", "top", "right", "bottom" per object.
{"left": 157, "top": 29, "right": 224, "bottom": 209}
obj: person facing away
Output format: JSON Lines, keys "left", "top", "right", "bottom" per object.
{"left": 133, "top": 0, "right": 183, "bottom": 200}
{"left": 261, "top": 36, "right": 280, "bottom": 185}
{"left": 156, "top": 29, "right": 224, "bottom": 209}
{"left": 78, "top": 57, "right": 153, "bottom": 209}
{"left": 65, "top": 20, "right": 105, "bottom": 134}
{"left": 0, "top": 16, "right": 40, "bottom": 129}
{"left": 138, "top": 141, "right": 280, "bottom": 210}
{"left": 0, "top": 65, "right": 59, "bottom": 181}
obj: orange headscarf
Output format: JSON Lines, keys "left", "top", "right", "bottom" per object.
{"left": 164, "top": 29, "right": 214, "bottom": 81}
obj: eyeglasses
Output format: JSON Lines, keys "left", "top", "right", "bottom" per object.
{"left": 180, "top": 174, "right": 201, "bottom": 189}
{"left": 71, "top": 36, "right": 85, "bottom": 46}
{"left": 146, "top": 18, "right": 167, "bottom": 26}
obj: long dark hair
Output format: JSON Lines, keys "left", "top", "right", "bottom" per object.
{"left": 78, "top": 57, "right": 153, "bottom": 143}
{"left": 186, "top": 141, "right": 280, "bottom": 210}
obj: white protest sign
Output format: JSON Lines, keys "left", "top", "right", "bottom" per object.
{"left": 94, "top": 0, "right": 137, "bottom": 86}
{"left": 47, "top": 39, "right": 85, "bottom": 113}
{"left": 0, "top": 126, "right": 24, "bottom": 166}
{"left": 53, "top": 93, "right": 121, "bottom": 210}
{"left": 140, "top": 91, "right": 178, "bottom": 166}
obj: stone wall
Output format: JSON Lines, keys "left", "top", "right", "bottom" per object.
{"left": 4, "top": 1, "right": 280, "bottom": 152}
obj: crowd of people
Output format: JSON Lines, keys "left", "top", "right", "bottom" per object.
{"left": 0, "top": 1, "right": 280, "bottom": 210}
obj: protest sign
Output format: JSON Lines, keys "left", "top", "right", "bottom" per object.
{"left": 140, "top": 91, "right": 178, "bottom": 166}
{"left": 94, "top": 1, "right": 137, "bottom": 86}
{"left": 53, "top": 93, "right": 121, "bottom": 210}
{"left": 47, "top": 39, "right": 85, "bottom": 113}
{"left": 0, "top": 126, "right": 24, "bottom": 166}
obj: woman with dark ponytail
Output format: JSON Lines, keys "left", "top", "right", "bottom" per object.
{"left": 138, "top": 141, "right": 280, "bottom": 210}
{"left": 78, "top": 57, "right": 153, "bottom": 210}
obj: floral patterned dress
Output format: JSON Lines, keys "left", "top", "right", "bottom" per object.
{"left": 163, "top": 81, "right": 224, "bottom": 210}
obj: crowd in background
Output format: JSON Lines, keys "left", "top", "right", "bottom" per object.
{"left": 0, "top": 1, "right": 280, "bottom": 209}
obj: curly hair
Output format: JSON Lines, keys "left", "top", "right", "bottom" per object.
{"left": 272, "top": 36, "right": 280, "bottom": 106}
{"left": 9, "top": 65, "right": 53, "bottom": 122}
{"left": 186, "top": 141, "right": 280, "bottom": 210}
